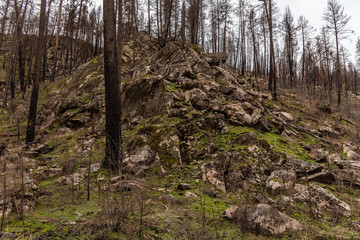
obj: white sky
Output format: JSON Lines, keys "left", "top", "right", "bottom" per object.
{"left": 276, "top": 0, "right": 358, "bottom": 61}
{"left": 94, "top": 0, "right": 359, "bottom": 61}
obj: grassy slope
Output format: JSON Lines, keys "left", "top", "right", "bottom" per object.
{"left": 1, "top": 55, "right": 360, "bottom": 239}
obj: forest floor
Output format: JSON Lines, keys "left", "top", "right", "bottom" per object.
{"left": 1, "top": 36, "right": 360, "bottom": 239}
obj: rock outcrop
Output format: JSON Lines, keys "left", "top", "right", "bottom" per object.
{"left": 229, "top": 204, "right": 303, "bottom": 235}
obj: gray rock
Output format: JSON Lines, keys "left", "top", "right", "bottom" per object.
{"left": 193, "top": 61, "right": 212, "bottom": 74}
{"left": 212, "top": 66, "right": 237, "bottom": 86}
{"left": 219, "top": 85, "right": 236, "bottom": 95}
{"left": 177, "top": 183, "right": 191, "bottom": 190}
{"left": 236, "top": 132, "right": 258, "bottom": 145}
{"left": 334, "top": 160, "right": 360, "bottom": 169}
{"left": 45, "top": 167, "right": 63, "bottom": 178}
{"left": 231, "top": 88, "right": 252, "bottom": 102}
{"left": 279, "top": 112, "right": 294, "bottom": 122}
{"left": 204, "top": 52, "right": 228, "bottom": 66}
{"left": 308, "top": 149, "right": 329, "bottom": 163}
{"left": 201, "top": 162, "right": 226, "bottom": 193}
{"left": 293, "top": 183, "right": 351, "bottom": 217}
{"left": 335, "top": 169, "right": 360, "bottom": 189}
{"left": 30, "top": 144, "right": 54, "bottom": 155}
{"left": 225, "top": 103, "right": 252, "bottom": 126}
{"left": 319, "top": 125, "right": 339, "bottom": 137}
{"left": 187, "top": 88, "right": 210, "bottom": 110}
{"left": 185, "top": 191, "right": 199, "bottom": 199}
{"left": 159, "top": 194, "right": 175, "bottom": 203}
{"left": 223, "top": 206, "right": 239, "bottom": 220}
{"left": 197, "top": 113, "right": 226, "bottom": 131}
{"left": 123, "top": 145, "right": 160, "bottom": 172}
{"left": 326, "top": 153, "right": 342, "bottom": 164}
{"left": 185, "top": 48, "right": 201, "bottom": 66}
{"left": 56, "top": 172, "right": 84, "bottom": 186}
{"left": 343, "top": 143, "right": 360, "bottom": 160}
{"left": 284, "top": 157, "right": 323, "bottom": 177}
{"left": 266, "top": 169, "right": 297, "bottom": 194}
{"left": 90, "top": 163, "right": 100, "bottom": 173}
{"left": 235, "top": 204, "right": 302, "bottom": 235}
{"left": 300, "top": 170, "right": 335, "bottom": 184}
{"left": 121, "top": 78, "right": 172, "bottom": 119}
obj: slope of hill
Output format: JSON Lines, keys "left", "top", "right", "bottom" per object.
{"left": 1, "top": 32, "right": 360, "bottom": 239}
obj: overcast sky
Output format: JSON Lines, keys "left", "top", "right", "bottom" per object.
{"left": 275, "top": 0, "right": 358, "bottom": 60}
{"left": 95, "top": 0, "right": 359, "bottom": 61}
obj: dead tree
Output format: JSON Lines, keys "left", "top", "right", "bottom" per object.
{"left": 26, "top": 0, "right": 47, "bottom": 143}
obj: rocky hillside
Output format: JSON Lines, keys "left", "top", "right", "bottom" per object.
{"left": 1, "top": 32, "right": 360, "bottom": 239}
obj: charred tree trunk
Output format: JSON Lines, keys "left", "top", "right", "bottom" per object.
{"left": 103, "top": 0, "right": 121, "bottom": 170}
{"left": 26, "top": 0, "right": 47, "bottom": 143}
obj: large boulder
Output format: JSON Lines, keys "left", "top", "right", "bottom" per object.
{"left": 225, "top": 103, "right": 252, "bottom": 126}
{"left": 185, "top": 48, "right": 201, "bottom": 66}
{"left": 123, "top": 145, "right": 160, "bottom": 172}
{"left": 225, "top": 103, "right": 263, "bottom": 127}
{"left": 234, "top": 204, "right": 302, "bottom": 236}
{"left": 212, "top": 66, "right": 237, "bottom": 86}
{"left": 163, "top": 63, "right": 194, "bottom": 79}
{"left": 186, "top": 88, "right": 210, "bottom": 110}
{"left": 223, "top": 206, "right": 239, "bottom": 220}
{"left": 197, "top": 113, "right": 227, "bottom": 132}
{"left": 236, "top": 132, "right": 258, "bottom": 145}
{"left": 193, "top": 61, "right": 212, "bottom": 75}
{"left": 294, "top": 183, "right": 351, "bottom": 217}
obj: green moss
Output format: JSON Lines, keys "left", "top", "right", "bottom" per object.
{"left": 166, "top": 82, "right": 180, "bottom": 91}
{"left": 259, "top": 131, "right": 315, "bottom": 162}
{"left": 89, "top": 55, "right": 99, "bottom": 64}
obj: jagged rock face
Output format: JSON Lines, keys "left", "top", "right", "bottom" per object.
{"left": 121, "top": 78, "right": 172, "bottom": 119}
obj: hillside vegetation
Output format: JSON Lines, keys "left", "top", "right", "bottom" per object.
{"left": 1, "top": 32, "right": 360, "bottom": 239}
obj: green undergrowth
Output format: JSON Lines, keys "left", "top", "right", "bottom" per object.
{"left": 189, "top": 123, "right": 318, "bottom": 163}
{"left": 5, "top": 176, "right": 100, "bottom": 239}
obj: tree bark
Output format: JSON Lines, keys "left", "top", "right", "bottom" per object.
{"left": 103, "top": 0, "right": 121, "bottom": 170}
{"left": 26, "top": 0, "right": 47, "bottom": 143}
